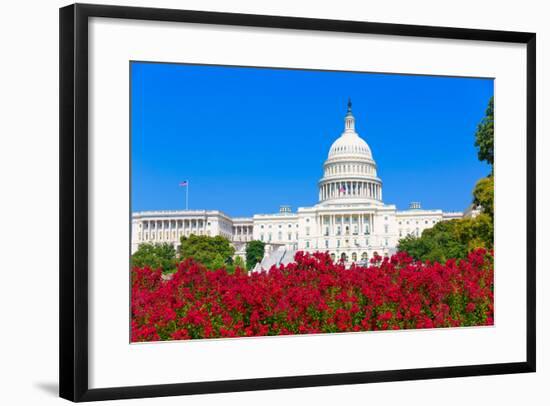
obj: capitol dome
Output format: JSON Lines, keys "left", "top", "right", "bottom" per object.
{"left": 328, "top": 133, "right": 373, "bottom": 159}
{"left": 318, "top": 99, "right": 383, "bottom": 205}
{"left": 328, "top": 102, "right": 373, "bottom": 160}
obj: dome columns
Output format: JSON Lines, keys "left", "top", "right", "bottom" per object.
{"left": 319, "top": 179, "right": 382, "bottom": 202}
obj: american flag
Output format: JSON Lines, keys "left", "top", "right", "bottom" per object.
{"left": 179, "top": 181, "right": 188, "bottom": 187}
{"left": 339, "top": 185, "right": 346, "bottom": 193}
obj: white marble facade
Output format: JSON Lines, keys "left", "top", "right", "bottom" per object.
{"left": 131, "top": 101, "right": 463, "bottom": 263}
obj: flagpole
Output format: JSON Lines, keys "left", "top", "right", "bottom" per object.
{"left": 186, "top": 183, "right": 189, "bottom": 210}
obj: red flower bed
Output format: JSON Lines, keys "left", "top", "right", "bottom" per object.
{"left": 131, "top": 249, "right": 494, "bottom": 342}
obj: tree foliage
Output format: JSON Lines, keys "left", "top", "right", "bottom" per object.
{"left": 178, "top": 234, "right": 235, "bottom": 270}
{"left": 473, "top": 175, "right": 494, "bottom": 219}
{"left": 131, "top": 242, "right": 176, "bottom": 273}
{"left": 245, "top": 240, "right": 265, "bottom": 270}
{"left": 397, "top": 215, "right": 493, "bottom": 263}
{"left": 234, "top": 255, "right": 246, "bottom": 269}
{"left": 474, "top": 96, "right": 494, "bottom": 168}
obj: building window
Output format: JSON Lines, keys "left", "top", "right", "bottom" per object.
{"left": 361, "top": 252, "right": 368, "bottom": 261}
{"left": 268, "top": 233, "right": 272, "bottom": 242}
{"left": 352, "top": 252, "right": 357, "bottom": 261}
{"left": 325, "top": 240, "right": 329, "bottom": 248}
{"left": 288, "top": 233, "right": 292, "bottom": 241}
{"left": 261, "top": 225, "right": 264, "bottom": 229}
{"left": 278, "top": 232, "right": 282, "bottom": 240}
{"left": 399, "top": 229, "right": 402, "bottom": 237}
{"left": 306, "top": 227, "right": 310, "bottom": 236}
{"left": 384, "top": 224, "right": 388, "bottom": 233}
{"left": 337, "top": 240, "right": 341, "bottom": 247}
{"left": 306, "top": 241, "right": 310, "bottom": 248}
{"left": 260, "top": 234, "right": 264, "bottom": 241}
{"left": 416, "top": 228, "right": 420, "bottom": 237}
{"left": 385, "top": 238, "right": 388, "bottom": 246}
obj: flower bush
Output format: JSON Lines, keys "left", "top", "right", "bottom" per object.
{"left": 131, "top": 249, "right": 493, "bottom": 342}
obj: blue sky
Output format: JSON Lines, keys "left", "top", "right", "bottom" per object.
{"left": 131, "top": 62, "right": 493, "bottom": 217}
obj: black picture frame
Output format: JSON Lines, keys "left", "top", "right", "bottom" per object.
{"left": 59, "top": 3, "right": 536, "bottom": 402}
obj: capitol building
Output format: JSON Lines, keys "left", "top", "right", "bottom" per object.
{"left": 132, "top": 101, "right": 464, "bottom": 267}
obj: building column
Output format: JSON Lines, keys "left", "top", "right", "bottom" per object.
{"left": 371, "top": 213, "right": 374, "bottom": 235}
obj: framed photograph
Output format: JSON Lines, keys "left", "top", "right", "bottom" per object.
{"left": 59, "top": 3, "right": 536, "bottom": 402}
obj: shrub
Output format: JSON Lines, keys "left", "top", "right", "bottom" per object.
{"left": 131, "top": 249, "right": 493, "bottom": 341}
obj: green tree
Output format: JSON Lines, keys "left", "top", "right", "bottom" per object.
{"left": 233, "top": 255, "right": 246, "bottom": 270}
{"left": 397, "top": 215, "right": 493, "bottom": 263}
{"left": 398, "top": 220, "right": 468, "bottom": 263}
{"left": 474, "top": 96, "right": 494, "bottom": 168}
{"left": 245, "top": 240, "right": 265, "bottom": 270}
{"left": 131, "top": 242, "right": 176, "bottom": 273}
{"left": 178, "top": 234, "right": 235, "bottom": 270}
{"left": 473, "top": 175, "right": 494, "bottom": 219}
{"left": 224, "top": 255, "right": 246, "bottom": 275}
